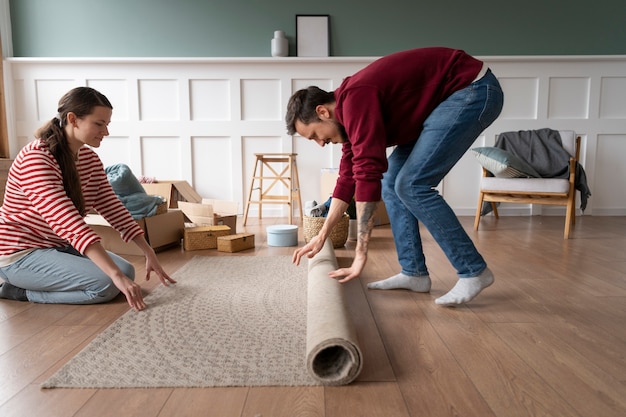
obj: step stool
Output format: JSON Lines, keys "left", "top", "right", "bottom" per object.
{"left": 243, "top": 153, "right": 302, "bottom": 225}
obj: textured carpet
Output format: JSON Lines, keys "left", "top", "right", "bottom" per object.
{"left": 43, "top": 255, "right": 317, "bottom": 388}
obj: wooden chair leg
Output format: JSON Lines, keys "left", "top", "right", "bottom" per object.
{"left": 564, "top": 214, "right": 572, "bottom": 239}
{"left": 564, "top": 197, "right": 576, "bottom": 239}
{"left": 491, "top": 202, "right": 499, "bottom": 219}
{"left": 474, "top": 192, "right": 485, "bottom": 230}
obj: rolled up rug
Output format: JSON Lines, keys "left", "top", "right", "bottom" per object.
{"left": 306, "top": 238, "right": 363, "bottom": 385}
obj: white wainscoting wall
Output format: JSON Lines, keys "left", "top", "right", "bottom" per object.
{"left": 3, "top": 56, "right": 626, "bottom": 218}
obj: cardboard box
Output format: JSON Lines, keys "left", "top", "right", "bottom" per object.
{"left": 209, "top": 214, "right": 237, "bottom": 233}
{"left": 177, "top": 199, "right": 238, "bottom": 233}
{"left": 183, "top": 225, "right": 231, "bottom": 251}
{"left": 85, "top": 210, "right": 185, "bottom": 256}
{"left": 320, "top": 168, "right": 339, "bottom": 201}
{"left": 141, "top": 181, "right": 202, "bottom": 208}
{"left": 143, "top": 211, "right": 185, "bottom": 249}
{"left": 319, "top": 168, "right": 389, "bottom": 226}
{"left": 202, "top": 199, "right": 238, "bottom": 215}
{"left": 217, "top": 233, "right": 255, "bottom": 253}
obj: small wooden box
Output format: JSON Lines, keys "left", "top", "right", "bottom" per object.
{"left": 217, "top": 233, "right": 255, "bottom": 253}
{"left": 183, "top": 225, "right": 231, "bottom": 250}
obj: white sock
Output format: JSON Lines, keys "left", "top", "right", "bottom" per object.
{"left": 435, "top": 268, "right": 494, "bottom": 306}
{"left": 367, "top": 273, "right": 431, "bottom": 293}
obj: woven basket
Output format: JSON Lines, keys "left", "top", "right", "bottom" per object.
{"left": 303, "top": 213, "right": 350, "bottom": 248}
{"left": 183, "top": 225, "right": 231, "bottom": 251}
{"left": 217, "top": 233, "right": 255, "bottom": 253}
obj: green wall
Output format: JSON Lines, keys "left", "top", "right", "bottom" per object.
{"left": 9, "top": 0, "right": 626, "bottom": 57}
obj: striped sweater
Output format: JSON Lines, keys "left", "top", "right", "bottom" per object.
{"left": 0, "top": 139, "right": 144, "bottom": 256}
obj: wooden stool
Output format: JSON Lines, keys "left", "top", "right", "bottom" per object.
{"left": 243, "top": 153, "right": 303, "bottom": 225}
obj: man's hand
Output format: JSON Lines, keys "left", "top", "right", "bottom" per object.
{"left": 328, "top": 252, "right": 367, "bottom": 283}
{"left": 292, "top": 234, "right": 325, "bottom": 265}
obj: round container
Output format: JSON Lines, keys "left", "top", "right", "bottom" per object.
{"left": 267, "top": 224, "right": 298, "bottom": 247}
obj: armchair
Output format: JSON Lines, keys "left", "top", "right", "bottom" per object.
{"left": 473, "top": 130, "right": 581, "bottom": 239}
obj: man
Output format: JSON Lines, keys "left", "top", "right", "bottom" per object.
{"left": 288, "top": 47, "right": 503, "bottom": 306}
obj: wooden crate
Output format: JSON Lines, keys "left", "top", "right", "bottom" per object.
{"left": 183, "top": 225, "right": 231, "bottom": 250}
{"left": 217, "top": 233, "right": 255, "bottom": 253}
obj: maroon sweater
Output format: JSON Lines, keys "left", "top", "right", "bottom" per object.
{"left": 332, "top": 47, "right": 483, "bottom": 203}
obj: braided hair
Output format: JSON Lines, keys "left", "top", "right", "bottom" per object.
{"left": 34, "top": 87, "right": 112, "bottom": 216}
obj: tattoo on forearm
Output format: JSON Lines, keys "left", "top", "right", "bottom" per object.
{"left": 356, "top": 201, "right": 378, "bottom": 254}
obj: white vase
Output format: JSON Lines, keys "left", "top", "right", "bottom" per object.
{"left": 271, "top": 30, "right": 288, "bottom": 57}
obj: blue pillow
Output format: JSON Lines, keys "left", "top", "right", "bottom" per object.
{"left": 471, "top": 147, "right": 540, "bottom": 178}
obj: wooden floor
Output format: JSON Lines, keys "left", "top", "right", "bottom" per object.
{"left": 0, "top": 215, "right": 625, "bottom": 417}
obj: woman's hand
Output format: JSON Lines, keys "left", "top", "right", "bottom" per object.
{"left": 144, "top": 253, "right": 176, "bottom": 286}
{"left": 111, "top": 274, "right": 146, "bottom": 311}
{"left": 132, "top": 235, "right": 176, "bottom": 287}
{"left": 85, "top": 242, "right": 149, "bottom": 311}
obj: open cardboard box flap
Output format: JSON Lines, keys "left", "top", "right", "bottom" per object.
{"left": 141, "top": 181, "right": 202, "bottom": 208}
{"left": 201, "top": 198, "right": 238, "bottom": 215}
{"left": 178, "top": 199, "right": 238, "bottom": 233}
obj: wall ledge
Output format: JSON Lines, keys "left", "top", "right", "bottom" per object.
{"left": 6, "top": 55, "right": 626, "bottom": 65}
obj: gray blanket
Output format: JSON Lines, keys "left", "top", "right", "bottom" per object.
{"left": 105, "top": 164, "right": 165, "bottom": 219}
{"left": 495, "top": 128, "right": 591, "bottom": 211}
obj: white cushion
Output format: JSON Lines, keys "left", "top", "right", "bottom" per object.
{"left": 481, "top": 177, "right": 570, "bottom": 194}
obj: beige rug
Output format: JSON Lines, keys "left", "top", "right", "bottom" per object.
{"left": 42, "top": 248, "right": 362, "bottom": 388}
{"left": 305, "top": 239, "right": 362, "bottom": 385}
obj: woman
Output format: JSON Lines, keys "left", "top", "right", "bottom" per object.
{"left": 0, "top": 87, "right": 175, "bottom": 311}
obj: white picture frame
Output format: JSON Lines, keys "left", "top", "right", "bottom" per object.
{"left": 296, "top": 15, "right": 330, "bottom": 57}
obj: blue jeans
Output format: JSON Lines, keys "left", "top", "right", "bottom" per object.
{"left": 0, "top": 246, "right": 135, "bottom": 304}
{"left": 382, "top": 70, "right": 503, "bottom": 278}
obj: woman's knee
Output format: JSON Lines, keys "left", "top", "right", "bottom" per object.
{"left": 110, "top": 254, "right": 135, "bottom": 281}
{"left": 61, "top": 278, "right": 120, "bottom": 305}
{"left": 120, "top": 262, "right": 135, "bottom": 281}
{"left": 96, "top": 285, "right": 121, "bottom": 303}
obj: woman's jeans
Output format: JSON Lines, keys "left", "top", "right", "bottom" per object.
{"left": 0, "top": 246, "right": 135, "bottom": 304}
{"left": 382, "top": 69, "right": 504, "bottom": 278}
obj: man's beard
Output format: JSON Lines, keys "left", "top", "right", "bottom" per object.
{"left": 335, "top": 120, "right": 348, "bottom": 142}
